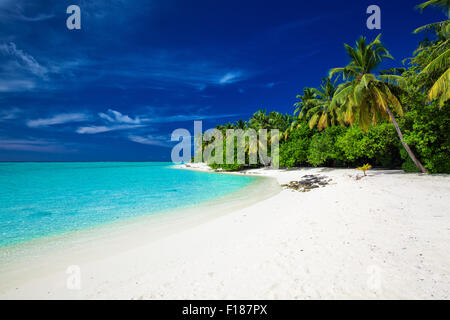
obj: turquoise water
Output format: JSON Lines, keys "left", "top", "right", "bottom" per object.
{"left": 0, "top": 162, "right": 255, "bottom": 247}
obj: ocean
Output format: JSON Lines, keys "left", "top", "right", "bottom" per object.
{"left": 0, "top": 162, "right": 256, "bottom": 246}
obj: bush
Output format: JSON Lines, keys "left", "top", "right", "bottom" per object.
{"left": 206, "top": 138, "right": 246, "bottom": 171}
{"left": 366, "top": 123, "right": 402, "bottom": 168}
{"left": 209, "top": 83, "right": 449, "bottom": 173}
{"left": 334, "top": 124, "right": 401, "bottom": 167}
{"left": 205, "top": 133, "right": 269, "bottom": 171}
{"left": 308, "top": 126, "right": 346, "bottom": 166}
{"left": 208, "top": 162, "right": 246, "bottom": 171}
{"left": 335, "top": 126, "right": 372, "bottom": 164}
{"left": 399, "top": 97, "right": 450, "bottom": 173}
{"left": 400, "top": 150, "right": 421, "bottom": 173}
{"left": 280, "top": 125, "right": 314, "bottom": 168}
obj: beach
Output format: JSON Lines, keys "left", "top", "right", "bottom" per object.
{"left": 0, "top": 166, "right": 449, "bottom": 299}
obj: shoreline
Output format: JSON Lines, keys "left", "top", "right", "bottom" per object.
{"left": 0, "top": 168, "right": 280, "bottom": 296}
{"left": 0, "top": 165, "right": 449, "bottom": 299}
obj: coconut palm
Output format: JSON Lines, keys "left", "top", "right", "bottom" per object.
{"left": 329, "top": 35, "right": 429, "bottom": 173}
{"left": 413, "top": 20, "right": 449, "bottom": 40}
{"left": 283, "top": 88, "right": 317, "bottom": 139}
{"left": 293, "top": 88, "right": 317, "bottom": 119}
{"left": 418, "top": 41, "right": 450, "bottom": 107}
{"left": 303, "top": 77, "right": 345, "bottom": 131}
{"left": 414, "top": 0, "right": 449, "bottom": 42}
{"left": 267, "top": 111, "right": 292, "bottom": 132}
{"left": 416, "top": 0, "right": 450, "bottom": 17}
{"left": 234, "top": 119, "right": 247, "bottom": 129}
{"left": 413, "top": 0, "right": 450, "bottom": 107}
{"left": 245, "top": 110, "right": 287, "bottom": 166}
{"left": 249, "top": 109, "right": 270, "bottom": 130}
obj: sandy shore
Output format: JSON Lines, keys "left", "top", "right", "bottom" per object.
{"left": 0, "top": 165, "right": 449, "bottom": 299}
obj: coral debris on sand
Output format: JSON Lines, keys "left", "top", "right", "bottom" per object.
{"left": 281, "top": 174, "right": 332, "bottom": 192}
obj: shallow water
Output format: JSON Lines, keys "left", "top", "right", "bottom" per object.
{"left": 0, "top": 162, "right": 255, "bottom": 246}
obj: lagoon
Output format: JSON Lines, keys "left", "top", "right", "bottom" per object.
{"left": 0, "top": 162, "right": 256, "bottom": 247}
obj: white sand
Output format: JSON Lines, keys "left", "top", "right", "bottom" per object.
{"left": 0, "top": 166, "right": 449, "bottom": 299}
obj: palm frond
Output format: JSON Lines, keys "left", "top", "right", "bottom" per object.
{"left": 413, "top": 20, "right": 450, "bottom": 34}
{"left": 378, "top": 74, "right": 407, "bottom": 88}
{"left": 428, "top": 67, "right": 450, "bottom": 107}
{"left": 415, "top": 0, "right": 450, "bottom": 17}
{"left": 420, "top": 48, "right": 450, "bottom": 74}
{"left": 379, "top": 67, "right": 407, "bottom": 75}
{"left": 308, "top": 113, "right": 320, "bottom": 129}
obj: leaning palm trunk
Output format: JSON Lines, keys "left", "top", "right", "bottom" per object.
{"left": 385, "top": 107, "right": 429, "bottom": 174}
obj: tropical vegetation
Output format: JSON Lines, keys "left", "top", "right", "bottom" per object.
{"left": 198, "top": 1, "right": 449, "bottom": 173}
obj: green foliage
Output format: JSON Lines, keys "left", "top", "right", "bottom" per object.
{"left": 308, "top": 126, "right": 346, "bottom": 166}
{"left": 297, "top": 77, "right": 345, "bottom": 131}
{"left": 208, "top": 162, "right": 246, "bottom": 171}
{"left": 211, "top": 116, "right": 408, "bottom": 171}
{"left": 334, "top": 124, "right": 400, "bottom": 167}
{"left": 357, "top": 163, "right": 372, "bottom": 176}
{"left": 398, "top": 76, "right": 450, "bottom": 173}
{"left": 367, "top": 124, "right": 403, "bottom": 168}
{"left": 335, "top": 126, "right": 371, "bottom": 162}
{"left": 280, "top": 123, "right": 402, "bottom": 168}
{"left": 401, "top": 153, "right": 421, "bottom": 172}
{"left": 209, "top": 2, "right": 450, "bottom": 173}
{"left": 247, "top": 109, "right": 293, "bottom": 132}
{"left": 204, "top": 136, "right": 247, "bottom": 171}
{"left": 329, "top": 34, "right": 406, "bottom": 132}
{"left": 279, "top": 125, "right": 313, "bottom": 168}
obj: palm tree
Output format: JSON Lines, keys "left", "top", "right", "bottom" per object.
{"left": 293, "top": 88, "right": 317, "bottom": 119}
{"left": 224, "top": 122, "right": 235, "bottom": 130}
{"left": 414, "top": 0, "right": 450, "bottom": 107}
{"left": 249, "top": 109, "right": 270, "bottom": 130}
{"left": 267, "top": 111, "right": 292, "bottom": 132}
{"left": 283, "top": 88, "right": 317, "bottom": 139}
{"left": 418, "top": 41, "right": 449, "bottom": 107}
{"left": 330, "top": 35, "right": 429, "bottom": 173}
{"left": 303, "top": 77, "right": 345, "bottom": 131}
{"left": 416, "top": 0, "right": 450, "bottom": 17}
{"left": 414, "top": 0, "right": 449, "bottom": 41}
{"left": 247, "top": 110, "right": 286, "bottom": 166}
{"left": 413, "top": 21, "right": 449, "bottom": 41}
{"left": 234, "top": 119, "right": 247, "bottom": 129}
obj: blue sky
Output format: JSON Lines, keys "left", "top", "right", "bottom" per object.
{"left": 0, "top": 0, "right": 444, "bottom": 161}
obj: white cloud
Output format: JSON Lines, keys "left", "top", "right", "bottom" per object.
{"left": 76, "top": 109, "right": 145, "bottom": 134}
{"left": 0, "top": 42, "right": 91, "bottom": 92}
{"left": 106, "top": 52, "right": 249, "bottom": 90}
{"left": 75, "top": 108, "right": 239, "bottom": 135}
{"left": 27, "top": 113, "right": 90, "bottom": 128}
{"left": 128, "top": 134, "right": 170, "bottom": 147}
{"left": 219, "top": 71, "right": 243, "bottom": 84}
{"left": 0, "top": 107, "right": 22, "bottom": 121}
{"left": 0, "top": 79, "right": 35, "bottom": 92}
{"left": 146, "top": 113, "right": 240, "bottom": 123}
{"left": 0, "top": 137, "right": 76, "bottom": 153}
{"left": 11, "top": 13, "right": 55, "bottom": 22}
{"left": 98, "top": 109, "right": 141, "bottom": 124}
{"left": 0, "top": 42, "right": 48, "bottom": 78}
{"left": 0, "top": 0, "right": 54, "bottom": 21}
{"left": 76, "top": 124, "right": 144, "bottom": 134}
